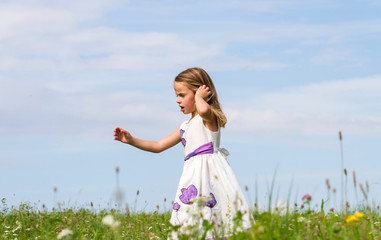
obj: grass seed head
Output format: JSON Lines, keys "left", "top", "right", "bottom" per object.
{"left": 360, "top": 183, "right": 368, "bottom": 200}
{"left": 326, "top": 179, "right": 331, "bottom": 189}
{"left": 125, "top": 203, "right": 130, "bottom": 216}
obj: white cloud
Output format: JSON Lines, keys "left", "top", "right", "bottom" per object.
{"left": 0, "top": 0, "right": 297, "bottom": 73}
{"left": 1, "top": 0, "right": 380, "bottom": 142}
{"left": 310, "top": 48, "right": 359, "bottom": 67}
{"left": 227, "top": 109, "right": 381, "bottom": 135}
{"left": 225, "top": 75, "right": 381, "bottom": 136}
{"left": 0, "top": 72, "right": 182, "bottom": 139}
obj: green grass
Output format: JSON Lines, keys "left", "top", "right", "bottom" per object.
{"left": 1, "top": 199, "right": 381, "bottom": 239}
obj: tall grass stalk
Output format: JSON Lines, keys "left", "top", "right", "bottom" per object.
{"left": 353, "top": 170, "right": 359, "bottom": 207}
{"left": 266, "top": 167, "right": 277, "bottom": 213}
{"left": 339, "top": 130, "right": 344, "bottom": 211}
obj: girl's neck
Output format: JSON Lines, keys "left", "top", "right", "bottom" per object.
{"left": 188, "top": 113, "right": 199, "bottom": 123}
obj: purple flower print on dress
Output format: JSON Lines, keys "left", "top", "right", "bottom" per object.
{"left": 203, "top": 193, "right": 217, "bottom": 208}
{"left": 179, "top": 184, "right": 198, "bottom": 204}
{"left": 173, "top": 202, "right": 180, "bottom": 211}
{"left": 180, "top": 129, "right": 186, "bottom": 146}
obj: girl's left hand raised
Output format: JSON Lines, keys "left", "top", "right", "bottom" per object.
{"left": 196, "top": 85, "right": 211, "bottom": 101}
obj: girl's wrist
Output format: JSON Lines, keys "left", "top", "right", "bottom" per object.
{"left": 195, "top": 93, "right": 207, "bottom": 102}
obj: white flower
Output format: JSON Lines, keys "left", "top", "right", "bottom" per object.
{"left": 57, "top": 229, "right": 73, "bottom": 239}
{"left": 272, "top": 199, "right": 293, "bottom": 215}
{"left": 102, "top": 215, "right": 120, "bottom": 228}
{"left": 297, "top": 216, "right": 307, "bottom": 223}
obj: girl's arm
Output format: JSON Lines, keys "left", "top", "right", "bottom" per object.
{"left": 114, "top": 127, "right": 181, "bottom": 153}
{"left": 195, "top": 85, "right": 218, "bottom": 131}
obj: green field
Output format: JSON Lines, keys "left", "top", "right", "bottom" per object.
{"left": 1, "top": 197, "right": 380, "bottom": 240}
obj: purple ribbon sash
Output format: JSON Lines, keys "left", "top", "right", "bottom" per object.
{"left": 184, "top": 142, "right": 214, "bottom": 161}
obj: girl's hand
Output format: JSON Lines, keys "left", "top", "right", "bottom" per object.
{"left": 196, "top": 85, "right": 211, "bottom": 101}
{"left": 114, "top": 127, "right": 132, "bottom": 144}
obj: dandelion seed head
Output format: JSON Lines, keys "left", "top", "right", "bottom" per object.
{"left": 102, "top": 215, "right": 120, "bottom": 228}
{"left": 57, "top": 229, "right": 73, "bottom": 239}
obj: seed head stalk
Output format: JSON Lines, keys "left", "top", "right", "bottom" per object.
{"left": 353, "top": 171, "right": 358, "bottom": 207}
{"left": 339, "top": 131, "right": 344, "bottom": 211}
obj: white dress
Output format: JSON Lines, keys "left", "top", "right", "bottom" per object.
{"left": 170, "top": 115, "right": 252, "bottom": 239}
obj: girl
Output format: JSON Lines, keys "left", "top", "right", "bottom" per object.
{"left": 114, "top": 67, "right": 251, "bottom": 239}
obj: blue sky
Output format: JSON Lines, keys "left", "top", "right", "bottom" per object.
{"left": 1, "top": 0, "right": 381, "bottom": 211}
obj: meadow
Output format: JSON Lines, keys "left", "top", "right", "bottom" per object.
{"left": 1, "top": 192, "right": 381, "bottom": 240}
{"left": 2, "top": 132, "right": 380, "bottom": 239}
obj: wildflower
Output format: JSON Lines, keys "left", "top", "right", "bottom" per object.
{"left": 355, "top": 212, "right": 364, "bottom": 218}
{"left": 102, "top": 215, "right": 120, "bottom": 228}
{"left": 330, "top": 208, "right": 334, "bottom": 212}
{"left": 272, "top": 199, "right": 290, "bottom": 215}
{"left": 57, "top": 229, "right": 73, "bottom": 239}
{"left": 297, "top": 216, "right": 307, "bottom": 223}
{"left": 302, "top": 194, "right": 312, "bottom": 201}
{"left": 345, "top": 215, "right": 358, "bottom": 223}
{"left": 301, "top": 204, "right": 304, "bottom": 209}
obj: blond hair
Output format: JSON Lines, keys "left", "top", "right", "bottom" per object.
{"left": 175, "top": 67, "right": 227, "bottom": 127}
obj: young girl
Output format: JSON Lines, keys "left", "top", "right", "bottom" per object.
{"left": 114, "top": 67, "right": 251, "bottom": 238}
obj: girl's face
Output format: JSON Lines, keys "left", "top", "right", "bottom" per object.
{"left": 174, "top": 81, "right": 196, "bottom": 115}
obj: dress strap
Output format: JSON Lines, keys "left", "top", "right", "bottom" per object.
{"left": 184, "top": 142, "right": 214, "bottom": 161}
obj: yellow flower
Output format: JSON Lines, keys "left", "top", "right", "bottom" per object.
{"left": 355, "top": 212, "right": 364, "bottom": 218}
{"left": 345, "top": 215, "right": 359, "bottom": 223}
